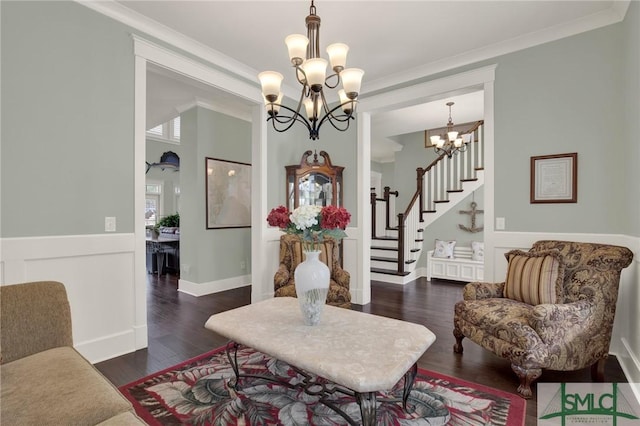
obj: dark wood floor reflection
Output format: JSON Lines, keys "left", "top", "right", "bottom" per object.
{"left": 96, "top": 274, "right": 626, "bottom": 425}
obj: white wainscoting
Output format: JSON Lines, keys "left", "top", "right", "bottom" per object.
{"left": 491, "top": 231, "right": 640, "bottom": 397}
{"left": 0, "top": 234, "right": 144, "bottom": 363}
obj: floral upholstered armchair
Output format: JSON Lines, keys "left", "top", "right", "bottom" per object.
{"left": 274, "top": 234, "right": 351, "bottom": 308}
{"left": 453, "top": 240, "right": 633, "bottom": 398}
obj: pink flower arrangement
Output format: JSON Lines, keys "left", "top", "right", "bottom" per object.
{"left": 267, "top": 204, "right": 351, "bottom": 250}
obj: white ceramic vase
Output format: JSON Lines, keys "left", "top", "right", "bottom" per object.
{"left": 294, "top": 250, "right": 330, "bottom": 326}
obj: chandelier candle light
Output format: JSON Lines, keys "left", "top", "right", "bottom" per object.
{"left": 430, "top": 102, "right": 470, "bottom": 159}
{"left": 258, "top": 1, "right": 364, "bottom": 140}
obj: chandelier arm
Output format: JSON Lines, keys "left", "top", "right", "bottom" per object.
{"left": 269, "top": 84, "right": 310, "bottom": 125}
{"left": 324, "top": 72, "right": 341, "bottom": 89}
{"left": 318, "top": 91, "right": 354, "bottom": 123}
{"left": 269, "top": 103, "right": 312, "bottom": 129}
{"left": 294, "top": 64, "right": 310, "bottom": 89}
{"left": 316, "top": 102, "right": 354, "bottom": 133}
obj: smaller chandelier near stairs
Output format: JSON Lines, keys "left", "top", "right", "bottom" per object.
{"left": 258, "top": 1, "right": 364, "bottom": 141}
{"left": 429, "top": 102, "right": 471, "bottom": 159}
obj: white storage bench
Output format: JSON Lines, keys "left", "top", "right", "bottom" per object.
{"left": 426, "top": 246, "right": 484, "bottom": 283}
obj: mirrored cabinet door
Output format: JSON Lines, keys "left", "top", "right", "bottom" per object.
{"left": 286, "top": 151, "right": 343, "bottom": 210}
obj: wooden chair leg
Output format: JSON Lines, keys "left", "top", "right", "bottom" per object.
{"left": 591, "top": 358, "right": 606, "bottom": 382}
{"left": 453, "top": 327, "right": 464, "bottom": 353}
{"left": 511, "top": 364, "right": 541, "bottom": 399}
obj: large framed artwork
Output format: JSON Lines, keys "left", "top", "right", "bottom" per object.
{"left": 206, "top": 157, "right": 251, "bottom": 229}
{"left": 530, "top": 152, "right": 577, "bottom": 204}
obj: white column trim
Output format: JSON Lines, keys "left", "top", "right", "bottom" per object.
{"left": 356, "top": 112, "right": 372, "bottom": 305}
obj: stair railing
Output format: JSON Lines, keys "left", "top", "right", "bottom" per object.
{"left": 390, "top": 121, "right": 484, "bottom": 275}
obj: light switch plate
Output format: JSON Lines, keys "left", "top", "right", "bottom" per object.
{"left": 105, "top": 217, "right": 116, "bottom": 232}
{"left": 496, "top": 217, "right": 505, "bottom": 230}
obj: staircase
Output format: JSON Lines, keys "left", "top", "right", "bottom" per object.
{"left": 370, "top": 121, "right": 484, "bottom": 284}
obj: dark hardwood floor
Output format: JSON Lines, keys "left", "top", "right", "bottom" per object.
{"left": 96, "top": 273, "right": 627, "bottom": 425}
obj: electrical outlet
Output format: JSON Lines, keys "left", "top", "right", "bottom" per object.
{"left": 240, "top": 261, "right": 246, "bottom": 270}
{"left": 496, "top": 217, "right": 505, "bottom": 230}
{"left": 105, "top": 217, "right": 116, "bottom": 232}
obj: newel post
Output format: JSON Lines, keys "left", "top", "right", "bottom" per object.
{"left": 417, "top": 167, "right": 424, "bottom": 222}
{"left": 370, "top": 191, "right": 377, "bottom": 239}
{"left": 397, "top": 213, "right": 405, "bottom": 274}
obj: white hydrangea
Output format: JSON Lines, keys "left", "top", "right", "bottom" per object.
{"left": 290, "top": 205, "right": 322, "bottom": 231}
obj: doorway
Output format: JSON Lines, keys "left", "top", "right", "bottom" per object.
{"left": 133, "top": 38, "right": 263, "bottom": 352}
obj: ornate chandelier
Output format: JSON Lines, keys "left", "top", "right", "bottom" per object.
{"left": 258, "top": 1, "right": 364, "bottom": 140}
{"left": 429, "top": 102, "right": 469, "bottom": 158}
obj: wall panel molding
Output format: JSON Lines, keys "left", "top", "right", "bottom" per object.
{"left": 1, "top": 234, "right": 142, "bottom": 363}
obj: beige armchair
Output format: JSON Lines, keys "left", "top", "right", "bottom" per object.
{"left": 1, "top": 281, "right": 145, "bottom": 425}
{"left": 453, "top": 240, "right": 633, "bottom": 398}
{"left": 274, "top": 234, "right": 351, "bottom": 308}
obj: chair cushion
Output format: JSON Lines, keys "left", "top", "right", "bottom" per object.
{"left": 289, "top": 239, "right": 334, "bottom": 272}
{"left": 433, "top": 239, "right": 456, "bottom": 258}
{"left": 503, "top": 249, "right": 565, "bottom": 305}
{"left": 1, "top": 347, "right": 133, "bottom": 425}
{"left": 454, "top": 298, "right": 543, "bottom": 350}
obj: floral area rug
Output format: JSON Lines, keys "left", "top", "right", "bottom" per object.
{"left": 120, "top": 345, "right": 525, "bottom": 425}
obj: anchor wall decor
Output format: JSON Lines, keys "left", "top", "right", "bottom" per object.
{"left": 459, "top": 201, "right": 484, "bottom": 233}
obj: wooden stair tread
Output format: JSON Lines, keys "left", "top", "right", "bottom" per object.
{"left": 434, "top": 200, "right": 450, "bottom": 204}
{"left": 371, "top": 256, "right": 397, "bottom": 263}
{"left": 447, "top": 189, "right": 464, "bottom": 193}
{"left": 373, "top": 236, "right": 398, "bottom": 241}
{"left": 371, "top": 246, "right": 398, "bottom": 251}
{"left": 460, "top": 178, "right": 478, "bottom": 182}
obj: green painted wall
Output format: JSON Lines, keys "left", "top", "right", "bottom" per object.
{"left": 493, "top": 23, "right": 624, "bottom": 233}
{"left": 622, "top": 1, "right": 639, "bottom": 237}
{"left": 1, "top": 1, "right": 135, "bottom": 237}
{"left": 381, "top": 162, "right": 395, "bottom": 192}
{"left": 179, "top": 106, "right": 251, "bottom": 283}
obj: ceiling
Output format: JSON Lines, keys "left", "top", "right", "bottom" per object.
{"left": 124, "top": 0, "right": 627, "bottom": 161}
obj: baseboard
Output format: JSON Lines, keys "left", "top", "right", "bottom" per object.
{"left": 615, "top": 338, "right": 640, "bottom": 404}
{"left": 75, "top": 329, "right": 137, "bottom": 364}
{"left": 178, "top": 274, "right": 251, "bottom": 297}
{"left": 134, "top": 324, "right": 148, "bottom": 350}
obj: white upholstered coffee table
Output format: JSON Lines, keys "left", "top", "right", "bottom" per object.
{"left": 204, "top": 297, "right": 436, "bottom": 425}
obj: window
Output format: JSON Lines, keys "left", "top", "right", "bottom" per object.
{"left": 146, "top": 116, "right": 181, "bottom": 144}
{"left": 145, "top": 183, "right": 162, "bottom": 227}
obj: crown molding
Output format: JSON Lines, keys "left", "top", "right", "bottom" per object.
{"left": 363, "top": 1, "right": 630, "bottom": 94}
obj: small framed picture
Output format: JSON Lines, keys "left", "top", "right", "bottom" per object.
{"left": 530, "top": 153, "right": 577, "bottom": 203}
